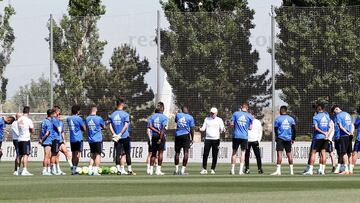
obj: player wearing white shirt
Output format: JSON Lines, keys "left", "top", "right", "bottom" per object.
{"left": 199, "top": 107, "right": 225, "bottom": 175}
{"left": 11, "top": 113, "right": 21, "bottom": 175}
{"left": 326, "top": 119, "right": 337, "bottom": 173}
{"left": 244, "top": 110, "right": 263, "bottom": 174}
{"left": 17, "top": 106, "right": 35, "bottom": 176}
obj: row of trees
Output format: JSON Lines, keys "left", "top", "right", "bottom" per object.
{"left": 6, "top": 0, "right": 360, "bottom": 136}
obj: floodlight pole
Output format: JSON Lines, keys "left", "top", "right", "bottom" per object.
{"left": 271, "top": 6, "right": 276, "bottom": 164}
{"left": 50, "top": 14, "right": 54, "bottom": 108}
{"left": 156, "top": 10, "right": 161, "bottom": 104}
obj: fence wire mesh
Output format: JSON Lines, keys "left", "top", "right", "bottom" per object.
{"left": 1, "top": 5, "right": 360, "bottom": 142}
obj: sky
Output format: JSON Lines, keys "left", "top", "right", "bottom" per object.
{"left": 3, "top": 0, "right": 283, "bottom": 103}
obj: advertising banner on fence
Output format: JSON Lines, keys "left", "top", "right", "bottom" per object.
{"left": 0, "top": 141, "right": 317, "bottom": 164}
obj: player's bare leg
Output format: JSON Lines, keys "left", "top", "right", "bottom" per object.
{"left": 287, "top": 152, "right": 294, "bottom": 175}
{"left": 230, "top": 150, "right": 237, "bottom": 175}
{"left": 271, "top": 151, "right": 283, "bottom": 176}
{"left": 239, "top": 150, "right": 246, "bottom": 175}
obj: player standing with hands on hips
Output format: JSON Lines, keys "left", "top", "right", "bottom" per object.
{"left": 148, "top": 102, "right": 168, "bottom": 175}
{"left": 200, "top": 107, "right": 225, "bottom": 175}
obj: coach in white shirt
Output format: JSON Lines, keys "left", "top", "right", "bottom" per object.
{"left": 199, "top": 107, "right": 225, "bottom": 175}
{"left": 11, "top": 113, "right": 21, "bottom": 175}
{"left": 17, "top": 106, "right": 35, "bottom": 176}
{"left": 244, "top": 110, "right": 263, "bottom": 174}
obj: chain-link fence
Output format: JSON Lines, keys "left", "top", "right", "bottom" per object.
{"left": 2, "top": 5, "right": 360, "bottom": 143}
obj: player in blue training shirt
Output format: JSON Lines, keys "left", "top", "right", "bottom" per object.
{"left": 109, "top": 99, "right": 134, "bottom": 175}
{"left": 334, "top": 105, "right": 354, "bottom": 174}
{"left": 271, "top": 105, "right": 296, "bottom": 176}
{"left": 67, "top": 105, "right": 86, "bottom": 175}
{"left": 86, "top": 105, "right": 105, "bottom": 176}
{"left": 352, "top": 106, "right": 360, "bottom": 174}
{"left": 230, "top": 103, "right": 253, "bottom": 175}
{"left": 39, "top": 109, "right": 53, "bottom": 176}
{"left": 174, "top": 105, "right": 195, "bottom": 175}
{"left": 0, "top": 115, "right": 15, "bottom": 162}
{"left": 303, "top": 102, "right": 332, "bottom": 175}
{"left": 54, "top": 106, "right": 73, "bottom": 176}
{"left": 50, "top": 107, "right": 63, "bottom": 175}
{"left": 148, "top": 102, "right": 168, "bottom": 175}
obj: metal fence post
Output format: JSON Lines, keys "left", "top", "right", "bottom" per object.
{"left": 156, "top": 10, "right": 161, "bottom": 104}
{"left": 271, "top": 5, "right": 276, "bottom": 164}
{"left": 49, "top": 14, "right": 54, "bottom": 109}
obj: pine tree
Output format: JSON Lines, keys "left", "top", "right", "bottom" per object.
{"left": 160, "top": 0, "right": 269, "bottom": 122}
{"left": 276, "top": 0, "right": 360, "bottom": 134}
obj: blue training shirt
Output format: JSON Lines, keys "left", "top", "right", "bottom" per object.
{"left": 355, "top": 116, "right": 360, "bottom": 141}
{"left": 109, "top": 110, "right": 130, "bottom": 139}
{"left": 86, "top": 115, "right": 105, "bottom": 143}
{"left": 175, "top": 112, "right": 195, "bottom": 136}
{"left": 275, "top": 114, "right": 296, "bottom": 141}
{"left": 0, "top": 117, "right": 5, "bottom": 141}
{"left": 232, "top": 111, "right": 253, "bottom": 139}
{"left": 313, "top": 112, "right": 331, "bottom": 140}
{"left": 58, "top": 121, "right": 65, "bottom": 143}
{"left": 336, "top": 111, "right": 353, "bottom": 137}
{"left": 51, "top": 117, "right": 62, "bottom": 141}
{"left": 67, "top": 115, "right": 84, "bottom": 143}
{"left": 148, "top": 113, "right": 168, "bottom": 136}
{"left": 40, "top": 118, "right": 53, "bottom": 145}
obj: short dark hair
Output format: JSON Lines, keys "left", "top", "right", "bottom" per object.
{"left": 181, "top": 105, "right": 188, "bottom": 112}
{"left": 47, "top": 109, "right": 52, "bottom": 117}
{"left": 23, "top": 106, "right": 30, "bottom": 114}
{"left": 317, "top": 102, "right": 326, "bottom": 110}
{"left": 157, "top": 102, "right": 164, "bottom": 112}
{"left": 280, "top": 106, "right": 288, "bottom": 114}
{"left": 332, "top": 104, "right": 341, "bottom": 110}
{"left": 241, "top": 103, "right": 249, "bottom": 108}
{"left": 71, "top": 105, "right": 81, "bottom": 115}
{"left": 53, "top": 105, "right": 61, "bottom": 110}
{"left": 116, "top": 98, "right": 125, "bottom": 106}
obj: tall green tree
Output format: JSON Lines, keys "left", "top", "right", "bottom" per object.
{"left": 51, "top": 0, "right": 106, "bottom": 111}
{"left": 0, "top": 2, "right": 15, "bottom": 104}
{"left": 13, "top": 75, "right": 51, "bottom": 113}
{"left": 276, "top": 0, "right": 360, "bottom": 134}
{"left": 160, "top": 0, "right": 269, "bottom": 123}
{"left": 86, "top": 44, "right": 155, "bottom": 134}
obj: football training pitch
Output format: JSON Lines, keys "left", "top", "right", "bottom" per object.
{"left": 0, "top": 162, "right": 360, "bottom": 203}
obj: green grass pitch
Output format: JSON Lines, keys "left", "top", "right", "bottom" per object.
{"left": 0, "top": 162, "right": 360, "bottom": 202}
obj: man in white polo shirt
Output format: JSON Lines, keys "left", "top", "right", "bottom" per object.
{"left": 244, "top": 110, "right": 263, "bottom": 174}
{"left": 17, "top": 106, "right": 35, "bottom": 176}
{"left": 199, "top": 107, "right": 225, "bottom": 175}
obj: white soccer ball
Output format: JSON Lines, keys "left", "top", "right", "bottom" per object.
{"left": 110, "top": 166, "right": 118, "bottom": 174}
{"left": 82, "top": 166, "right": 89, "bottom": 175}
{"left": 76, "top": 167, "right": 83, "bottom": 175}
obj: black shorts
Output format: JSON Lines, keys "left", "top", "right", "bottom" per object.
{"left": 312, "top": 139, "right": 326, "bottom": 152}
{"left": 325, "top": 141, "right": 333, "bottom": 153}
{"left": 13, "top": 140, "right": 19, "bottom": 156}
{"left": 71, "top": 141, "right": 83, "bottom": 152}
{"left": 151, "top": 135, "right": 165, "bottom": 157}
{"left": 175, "top": 134, "right": 191, "bottom": 153}
{"left": 353, "top": 140, "right": 360, "bottom": 153}
{"left": 18, "top": 141, "right": 31, "bottom": 156}
{"left": 276, "top": 139, "right": 292, "bottom": 153}
{"left": 338, "top": 136, "right": 350, "bottom": 155}
{"left": 232, "top": 138, "right": 248, "bottom": 151}
{"left": 89, "top": 142, "right": 102, "bottom": 154}
{"left": 51, "top": 140, "right": 60, "bottom": 154}
{"left": 115, "top": 137, "right": 131, "bottom": 155}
